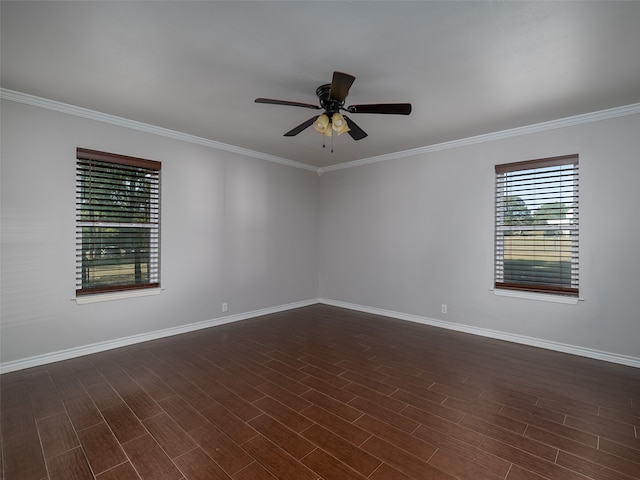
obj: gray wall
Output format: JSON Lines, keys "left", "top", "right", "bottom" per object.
{"left": 2, "top": 97, "right": 640, "bottom": 368}
{"left": 319, "top": 113, "right": 640, "bottom": 360}
{"left": 1, "top": 100, "right": 319, "bottom": 364}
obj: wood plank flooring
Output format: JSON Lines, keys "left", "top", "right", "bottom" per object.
{"left": 1, "top": 304, "right": 639, "bottom": 480}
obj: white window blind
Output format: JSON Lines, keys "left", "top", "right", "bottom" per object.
{"left": 76, "top": 148, "right": 161, "bottom": 296}
{"left": 495, "top": 155, "right": 579, "bottom": 296}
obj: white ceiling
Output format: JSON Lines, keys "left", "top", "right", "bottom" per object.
{"left": 2, "top": 1, "right": 640, "bottom": 168}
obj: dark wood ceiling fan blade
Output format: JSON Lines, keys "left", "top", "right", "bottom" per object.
{"left": 255, "top": 98, "right": 320, "bottom": 110}
{"left": 329, "top": 71, "right": 356, "bottom": 103}
{"left": 344, "top": 116, "right": 368, "bottom": 140}
{"left": 347, "top": 103, "right": 412, "bottom": 115}
{"left": 283, "top": 117, "right": 317, "bottom": 136}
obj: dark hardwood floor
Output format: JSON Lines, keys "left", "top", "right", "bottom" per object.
{"left": 2, "top": 304, "right": 639, "bottom": 480}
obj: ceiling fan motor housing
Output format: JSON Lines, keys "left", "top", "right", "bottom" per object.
{"left": 316, "top": 84, "right": 343, "bottom": 114}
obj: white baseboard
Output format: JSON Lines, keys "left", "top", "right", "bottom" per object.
{"left": 319, "top": 298, "right": 640, "bottom": 369}
{"left": 0, "top": 298, "right": 320, "bottom": 374}
{"left": 4, "top": 298, "right": 638, "bottom": 373}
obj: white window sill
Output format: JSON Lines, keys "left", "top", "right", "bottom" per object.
{"left": 491, "top": 288, "right": 582, "bottom": 304}
{"left": 74, "top": 288, "right": 162, "bottom": 304}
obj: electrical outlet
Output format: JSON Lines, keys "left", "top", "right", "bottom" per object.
{"left": 441, "top": 304, "right": 447, "bottom": 314}
{"left": 222, "top": 302, "right": 228, "bottom": 312}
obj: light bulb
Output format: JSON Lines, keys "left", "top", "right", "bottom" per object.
{"left": 331, "top": 113, "right": 350, "bottom": 135}
{"left": 313, "top": 114, "right": 329, "bottom": 133}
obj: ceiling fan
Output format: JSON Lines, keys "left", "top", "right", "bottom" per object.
{"left": 255, "top": 71, "right": 411, "bottom": 142}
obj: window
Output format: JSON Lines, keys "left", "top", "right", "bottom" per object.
{"left": 76, "top": 148, "right": 161, "bottom": 296}
{"left": 495, "top": 154, "right": 578, "bottom": 296}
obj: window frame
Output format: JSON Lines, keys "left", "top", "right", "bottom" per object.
{"left": 75, "top": 148, "right": 161, "bottom": 297}
{"left": 494, "top": 154, "right": 579, "bottom": 297}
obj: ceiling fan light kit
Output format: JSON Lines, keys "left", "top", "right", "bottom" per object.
{"left": 255, "top": 71, "right": 411, "bottom": 150}
{"left": 313, "top": 112, "right": 350, "bottom": 136}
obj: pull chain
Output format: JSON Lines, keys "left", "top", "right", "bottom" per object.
{"left": 320, "top": 122, "right": 335, "bottom": 153}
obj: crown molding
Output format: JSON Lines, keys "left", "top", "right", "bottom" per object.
{"left": 0, "top": 88, "right": 318, "bottom": 172}
{"left": 4, "top": 88, "right": 638, "bottom": 176}
{"left": 318, "top": 102, "right": 640, "bottom": 174}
